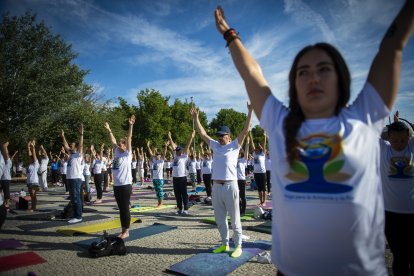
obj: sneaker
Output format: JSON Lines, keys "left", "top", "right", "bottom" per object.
{"left": 182, "top": 210, "right": 188, "bottom": 215}
{"left": 231, "top": 246, "right": 242, "bottom": 258}
{"left": 176, "top": 210, "right": 183, "bottom": 215}
{"left": 68, "top": 218, "right": 83, "bottom": 224}
{"left": 212, "top": 244, "right": 230, "bottom": 254}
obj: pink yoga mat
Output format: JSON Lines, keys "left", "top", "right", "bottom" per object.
{"left": 0, "top": 252, "right": 46, "bottom": 272}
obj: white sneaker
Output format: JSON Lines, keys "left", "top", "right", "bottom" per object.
{"left": 68, "top": 218, "right": 83, "bottom": 224}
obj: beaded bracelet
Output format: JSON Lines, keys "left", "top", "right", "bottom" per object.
{"left": 223, "top": 28, "right": 240, "bottom": 47}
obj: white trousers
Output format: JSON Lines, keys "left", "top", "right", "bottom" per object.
{"left": 39, "top": 171, "right": 48, "bottom": 191}
{"left": 212, "top": 180, "right": 242, "bottom": 247}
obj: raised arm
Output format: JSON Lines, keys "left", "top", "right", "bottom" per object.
{"left": 127, "top": 115, "right": 135, "bottom": 152}
{"left": 29, "top": 141, "right": 37, "bottom": 162}
{"left": 184, "top": 130, "right": 196, "bottom": 155}
{"left": 199, "top": 142, "right": 205, "bottom": 155}
{"left": 61, "top": 129, "right": 70, "bottom": 152}
{"left": 367, "top": 1, "right": 414, "bottom": 109}
{"left": 264, "top": 131, "right": 268, "bottom": 153}
{"left": 168, "top": 131, "right": 177, "bottom": 150}
{"left": 249, "top": 132, "right": 256, "bottom": 150}
{"left": 40, "top": 145, "right": 47, "bottom": 158}
{"left": 190, "top": 107, "right": 212, "bottom": 145}
{"left": 236, "top": 103, "right": 253, "bottom": 145}
{"left": 1, "top": 141, "right": 10, "bottom": 160}
{"left": 162, "top": 141, "right": 168, "bottom": 158}
{"left": 104, "top": 122, "right": 117, "bottom": 148}
{"left": 78, "top": 124, "right": 84, "bottom": 155}
{"left": 244, "top": 135, "right": 250, "bottom": 159}
{"left": 11, "top": 150, "right": 18, "bottom": 161}
{"left": 146, "top": 141, "right": 154, "bottom": 157}
{"left": 90, "top": 145, "right": 96, "bottom": 158}
{"left": 214, "top": 6, "right": 271, "bottom": 119}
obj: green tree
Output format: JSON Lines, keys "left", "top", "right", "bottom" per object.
{"left": 209, "top": 108, "right": 247, "bottom": 138}
{"left": 0, "top": 11, "right": 93, "bottom": 152}
{"left": 250, "top": 125, "right": 265, "bottom": 149}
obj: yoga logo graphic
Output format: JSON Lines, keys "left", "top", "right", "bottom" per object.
{"left": 285, "top": 133, "right": 352, "bottom": 193}
{"left": 388, "top": 156, "right": 414, "bottom": 179}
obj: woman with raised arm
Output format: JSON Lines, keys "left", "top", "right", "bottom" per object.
{"left": 249, "top": 132, "right": 267, "bottom": 206}
{"left": 90, "top": 145, "right": 104, "bottom": 204}
{"left": 0, "top": 142, "right": 18, "bottom": 209}
{"left": 191, "top": 103, "right": 253, "bottom": 258}
{"left": 104, "top": 115, "right": 135, "bottom": 239}
{"left": 61, "top": 124, "right": 84, "bottom": 224}
{"left": 215, "top": 2, "right": 414, "bottom": 274}
{"left": 146, "top": 140, "right": 168, "bottom": 207}
{"left": 26, "top": 140, "right": 40, "bottom": 212}
{"left": 168, "top": 130, "right": 195, "bottom": 215}
{"left": 38, "top": 145, "right": 49, "bottom": 192}
{"left": 199, "top": 142, "right": 213, "bottom": 198}
{"left": 237, "top": 135, "right": 250, "bottom": 216}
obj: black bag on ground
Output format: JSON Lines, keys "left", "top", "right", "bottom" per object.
{"left": 61, "top": 202, "right": 74, "bottom": 219}
{"left": 0, "top": 204, "right": 7, "bottom": 229}
{"left": 18, "top": 196, "right": 29, "bottom": 210}
{"left": 88, "top": 233, "right": 127, "bottom": 258}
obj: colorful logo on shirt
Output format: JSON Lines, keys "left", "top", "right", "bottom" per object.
{"left": 388, "top": 156, "right": 414, "bottom": 179}
{"left": 112, "top": 157, "right": 120, "bottom": 170}
{"left": 285, "top": 133, "right": 352, "bottom": 193}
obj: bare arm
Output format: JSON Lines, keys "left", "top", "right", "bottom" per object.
{"left": 249, "top": 132, "right": 256, "bottom": 150}
{"left": 244, "top": 135, "right": 250, "bottom": 159}
{"left": 79, "top": 124, "right": 84, "bottom": 155}
{"left": 184, "top": 130, "right": 196, "bottom": 155}
{"left": 11, "top": 150, "right": 18, "bottom": 161}
{"left": 61, "top": 129, "right": 70, "bottom": 152}
{"left": 367, "top": 1, "right": 414, "bottom": 109}
{"left": 162, "top": 142, "right": 168, "bottom": 158}
{"left": 127, "top": 115, "right": 135, "bottom": 152}
{"left": 215, "top": 6, "right": 271, "bottom": 119}
{"left": 168, "top": 131, "right": 177, "bottom": 150}
{"left": 40, "top": 145, "right": 47, "bottom": 159}
{"left": 1, "top": 142, "right": 10, "bottom": 160}
{"left": 236, "top": 103, "right": 253, "bottom": 145}
{"left": 190, "top": 107, "right": 212, "bottom": 145}
{"left": 146, "top": 141, "right": 154, "bottom": 157}
{"left": 104, "top": 122, "right": 117, "bottom": 148}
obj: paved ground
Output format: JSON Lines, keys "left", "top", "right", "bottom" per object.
{"left": 1, "top": 180, "right": 277, "bottom": 276}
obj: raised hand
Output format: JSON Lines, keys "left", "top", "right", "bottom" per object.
{"left": 214, "top": 6, "right": 230, "bottom": 35}
{"left": 129, "top": 115, "right": 136, "bottom": 125}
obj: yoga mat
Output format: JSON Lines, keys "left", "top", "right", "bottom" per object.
{"left": 247, "top": 201, "right": 272, "bottom": 210}
{"left": 187, "top": 187, "right": 206, "bottom": 195}
{"left": 18, "top": 215, "right": 110, "bottom": 231}
{"left": 130, "top": 204, "right": 176, "bottom": 213}
{"left": 201, "top": 213, "right": 254, "bottom": 225}
{"left": 57, "top": 217, "right": 141, "bottom": 236}
{"left": 75, "top": 223, "right": 177, "bottom": 249}
{"left": 0, "top": 239, "right": 24, "bottom": 249}
{"left": 247, "top": 221, "right": 272, "bottom": 234}
{"left": 168, "top": 240, "right": 271, "bottom": 276}
{"left": 0, "top": 251, "right": 47, "bottom": 272}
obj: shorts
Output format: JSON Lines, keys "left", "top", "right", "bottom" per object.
{"left": 27, "top": 183, "right": 40, "bottom": 188}
{"left": 137, "top": 168, "right": 144, "bottom": 178}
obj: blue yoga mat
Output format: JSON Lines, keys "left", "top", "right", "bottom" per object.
{"left": 168, "top": 240, "right": 271, "bottom": 276}
{"left": 75, "top": 223, "right": 177, "bottom": 249}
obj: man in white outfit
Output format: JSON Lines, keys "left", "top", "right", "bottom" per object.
{"left": 190, "top": 103, "right": 253, "bottom": 258}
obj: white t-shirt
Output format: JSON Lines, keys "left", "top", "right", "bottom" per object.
{"left": 380, "top": 137, "right": 414, "bottom": 213}
{"left": 112, "top": 148, "right": 132, "bottom": 186}
{"left": 196, "top": 160, "right": 201, "bottom": 170}
{"left": 152, "top": 158, "right": 164, "bottom": 180}
{"left": 209, "top": 139, "right": 240, "bottom": 181}
{"left": 0, "top": 153, "right": 4, "bottom": 179}
{"left": 66, "top": 152, "right": 83, "bottom": 179}
{"left": 172, "top": 153, "right": 188, "bottom": 178}
{"left": 188, "top": 159, "right": 197, "bottom": 174}
{"left": 201, "top": 159, "right": 213, "bottom": 175}
{"left": 1, "top": 159, "right": 12, "bottom": 181}
{"left": 253, "top": 152, "right": 266, "bottom": 173}
{"left": 131, "top": 161, "right": 137, "bottom": 169}
{"left": 260, "top": 82, "right": 388, "bottom": 275}
{"left": 165, "top": 161, "right": 171, "bottom": 169}
{"left": 237, "top": 158, "right": 247, "bottom": 180}
{"left": 83, "top": 163, "right": 91, "bottom": 176}
{"left": 39, "top": 157, "right": 49, "bottom": 174}
{"left": 93, "top": 159, "right": 103, "bottom": 174}
{"left": 265, "top": 156, "right": 271, "bottom": 171}
{"left": 60, "top": 160, "right": 67, "bottom": 175}
{"left": 138, "top": 160, "right": 144, "bottom": 169}
{"left": 101, "top": 157, "right": 107, "bottom": 172}
{"left": 27, "top": 160, "right": 40, "bottom": 184}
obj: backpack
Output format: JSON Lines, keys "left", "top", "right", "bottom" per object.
{"left": 88, "top": 232, "right": 127, "bottom": 258}
{"left": 61, "top": 202, "right": 74, "bottom": 219}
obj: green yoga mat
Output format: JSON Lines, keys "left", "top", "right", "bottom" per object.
{"left": 57, "top": 217, "right": 142, "bottom": 236}
{"left": 201, "top": 212, "right": 254, "bottom": 225}
{"left": 75, "top": 223, "right": 177, "bottom": 249}
{"left": 247, "top": 221, "right": 272, "bottom": 234}
{"left": 168, "top": 240, "right": 271, "bottom": 276}
{"left": 130, "top": 204, "right": 176, "bottom": 213}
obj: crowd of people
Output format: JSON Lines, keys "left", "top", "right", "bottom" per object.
{"left": 0, "top": 1, "right": 413, "bottom": 274}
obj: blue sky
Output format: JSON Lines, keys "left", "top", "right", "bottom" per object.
{"left": 2, "top": 0, "right": 413, "bottom": 125}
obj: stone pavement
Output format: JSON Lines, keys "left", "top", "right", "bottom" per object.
{"left": 0, "top": 180, "right": 277, "bottom": 276}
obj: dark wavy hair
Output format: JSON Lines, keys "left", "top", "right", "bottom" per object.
{"left": 284, "top": 43, "right": 351, "bottom": 165}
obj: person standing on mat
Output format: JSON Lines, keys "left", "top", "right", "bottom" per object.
{"left": 38, "top": 145, "right": 49, "bottom": 192}
{"left": 90, "top": 145, "right": 104, "bottom": 204}
{"left": 61, "top": 124, "right": 84, "bottom": 224}
{"left": 146, "top": 140, "right": 168, "bottom": 208}
{"left": 199, "top": 142, "right": 213, "bottom": 198}
{"left": 191, "top": 103, "right": 253, "bottom": 258}
{"left": 168, "top": 130, "right": 195, "bottom": 215}
{"left": 249, "top": 132, "right": 267, "bottom": 206}
{"left": 214, "top": 1, "right": 413, "bottom": 273}
{"left": 0, "top": 142, "right": 17, "bottom": 209}
{"left": 237, "top": 135, "right": 250, "bottom": 216}
{"left": 26, "top": 140, "right": 40, "bottom": 212}
{"left": 104, "top": 115, "right": 135, "bottom": 239}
